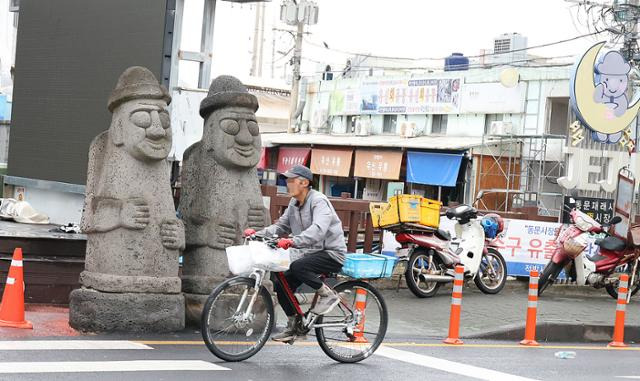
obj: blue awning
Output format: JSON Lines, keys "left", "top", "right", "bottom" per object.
{"left": 406, "top": 151, "right": 463, "bottom": 187}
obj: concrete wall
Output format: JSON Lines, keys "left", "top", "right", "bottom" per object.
{"left": 13, "top": 186, "right": 84, "bottom": 225}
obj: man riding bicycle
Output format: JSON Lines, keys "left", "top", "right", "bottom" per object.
{"left": 244, "top": 164, "right": 346, "bottom": 342}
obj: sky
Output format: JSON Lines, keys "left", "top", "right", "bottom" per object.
{"left": 178, "top": 0, "right": 618, "bottom": 88}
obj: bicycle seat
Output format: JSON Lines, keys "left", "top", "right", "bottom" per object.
{"left": 597, "top": 236, "right": 626, "bottom": 251}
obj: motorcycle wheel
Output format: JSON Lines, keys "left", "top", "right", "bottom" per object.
{"left": 538, "top": 261, "right": 563, "bottom": 296}
{"left": 605, "top": 264, "right": 640, "bottom": 300}
{"left": 405, "top": 249, "right": 443, "bottom": 298}
{"left": 474, "top": 248, "right": 507, "bottom": 294}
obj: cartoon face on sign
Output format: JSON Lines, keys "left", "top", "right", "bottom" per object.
{"left": 570, "top": 42, "right": 640, "bottom": 144}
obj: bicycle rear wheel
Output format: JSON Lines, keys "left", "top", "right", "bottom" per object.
{"left": 201, "top": 276, "right": 275, "bottom": 362}
{"left": 315, "top": 280, "right": 388, "bottom": 363}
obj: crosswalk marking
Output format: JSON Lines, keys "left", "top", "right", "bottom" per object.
{"left": 376, "top": 346, "right": 539, "bottom": 381}
{"left": 0, "top": 360, "right": 230, "bottom": 373}
{"left": 0, "top": 340, "right": 152, "bottom": 351}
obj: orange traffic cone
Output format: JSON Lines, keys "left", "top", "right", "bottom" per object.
{"left": 0, "top": 248, "right": 32, "bottom": 329}
{"left": 352, "top": 287, "right": 368, "bottom": 343}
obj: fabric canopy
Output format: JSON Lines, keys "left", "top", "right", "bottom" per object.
{"left": 277, "top": 147, "right": 311, "bottom": 173}
{"left": 406, "top": 151, "right": 463, "bottom": 187}
{"left": 310, "top": 148, "right": 353, "bottom": 177}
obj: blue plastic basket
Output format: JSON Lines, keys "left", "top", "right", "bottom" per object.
{"left": 340, "top": 253, "right": 398, "bottom": 279}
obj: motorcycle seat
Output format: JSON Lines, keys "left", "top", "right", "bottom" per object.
{"left": 596, "top": 236, "right": 626, "bottom": 251}
{"left": 435, "top": 229, "right": 451, "bottom": 241}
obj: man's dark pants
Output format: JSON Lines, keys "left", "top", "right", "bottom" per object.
{"left": 273, "top": 252, "right": 343, "bottom": 317}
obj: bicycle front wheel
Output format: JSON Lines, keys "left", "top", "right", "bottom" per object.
{"left": 201, "top": 276, "right": 275, "bottom": 362}
{"left": 315, "top": 280, "right": 388, "bottom": 363}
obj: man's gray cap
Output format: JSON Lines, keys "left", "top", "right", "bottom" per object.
{"left": 283, "top": 165, "right": 313, "bottom": 181}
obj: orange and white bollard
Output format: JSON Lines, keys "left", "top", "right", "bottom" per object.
{"left": 609, "top": 274, "right": 629, "bottom": 348}
{"left": 444, "top": 265, "right": 465, "bottom": 345}
{"left": 352, "top": 287, "right": 368, "bottom": 343}
{"left": 520, "top": 269, "right": 540, "bottom": 346}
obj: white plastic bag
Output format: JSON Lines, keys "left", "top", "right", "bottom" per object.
{"left": 226, "top": 245, "right": 254, "bottom": 275}
{"left": 249, "top": 241, "right": 291, "bottom": 272}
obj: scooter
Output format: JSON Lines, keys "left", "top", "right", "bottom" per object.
{"left": 393, "top": 205, "right": 508, "bottom": 298}
{"left": 537, "top": 209, "right": 640, "bottom": 300}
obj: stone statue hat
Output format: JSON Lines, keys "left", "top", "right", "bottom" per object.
{"left": 199, "top": 75, "right": 259, "bottom": 118}
{"left": 107, "top": 66, "right": 171, "bottom": 112}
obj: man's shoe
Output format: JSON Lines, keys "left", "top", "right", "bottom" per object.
{"left": 311, "top": 285, "right": 341, "bottom": 315}
{"left": 272, "top": 316, "right": 298, "bottom": 342}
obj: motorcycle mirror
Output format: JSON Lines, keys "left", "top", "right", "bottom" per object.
{"left": 610, "top": 216, "right": 623, "bottom": 225}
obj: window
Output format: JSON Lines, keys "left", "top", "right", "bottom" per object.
{"left": 383, "top": 115, "right": 397, "bottom": 134}
{"left": 346, "top": 116, "right": 358, "bottom": 133}
{"left": 484, "top": 114, "right": 504, "bottom": 135}
{"left": 432, "top": 114, "right": 448, "bottom": 134}
{"left": 547, "top": 97, "right": 569, "bottom": 135}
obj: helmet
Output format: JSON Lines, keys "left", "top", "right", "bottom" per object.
{"left": 483, "top": 213, "right": 505, "bottom": 234}
{"left": 481, "top": 217, "right": 499, "bottom": 239}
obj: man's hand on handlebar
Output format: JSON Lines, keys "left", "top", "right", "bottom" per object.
{"left": 276, "top": 238, "right": 294, "bottom": 249}
{"left": 243, "top": 228, "right": 256, "bottom": 238}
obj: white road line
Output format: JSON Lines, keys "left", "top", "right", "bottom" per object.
{"left": 0, "top": 360, "right": 230, "bottom": 373}
{"left": 617, "top": 377, "right": 640, "bottom": 379}
{"left": 376, "top": 346, "right": 539, "bottom": 381}
{"left": 0, "top": 340, "right": 152, "bottom": 351}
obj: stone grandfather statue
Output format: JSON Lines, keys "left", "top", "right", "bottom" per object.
{"left": 69, "top": 66, "right": 185, "bottom": 332}
{"left": 180, "top": 75, "right": 269, "bottom": 323}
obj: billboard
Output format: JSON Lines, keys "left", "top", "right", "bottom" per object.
{"left": 8, "top": 0, "right": 174, "bottom": 185}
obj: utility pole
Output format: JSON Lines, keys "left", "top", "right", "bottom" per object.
{"left": 280, "top": 0, "right": 318, "bottom": 133}
{"left": 250, "top": 2, "right": 266, "bottom": 77}
{"left": 288, "top": 21, "right": 304, "bottom": 133}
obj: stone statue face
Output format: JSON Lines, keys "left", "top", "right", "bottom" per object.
{"left": 203, "top": 106, "right": 261, "bottom": 168}
{"left": 113, "top": 99, "right": 172, "bottom": 161}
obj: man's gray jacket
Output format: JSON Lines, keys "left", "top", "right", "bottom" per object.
{"left": 258, "top": 190, "right": 346, "bottom": 264}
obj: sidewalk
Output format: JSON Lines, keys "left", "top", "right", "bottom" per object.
{"left": 2, "top": 282, "right": 637, "bottom": 343}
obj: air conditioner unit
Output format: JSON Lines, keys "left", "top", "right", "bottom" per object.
{"left": 399, "top": 121, "right": 417, "bottom": 138}
{"left": 355, "top": 119, "right": 370, "bottom": 136}
{"left": 9, "top": 0, "right": 19, "bottom": 12}
{"left": 489, "top": 121, "right": 514, "bottom": 135}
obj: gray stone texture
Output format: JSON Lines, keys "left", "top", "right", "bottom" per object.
{"left": 69, "top": 66, "right": 185, "bottom": 332}
{"left": 179, "top": 75, "right": 270, "bottom": 322}
{"left": 69, "top": 288, "right": 184, "bottom": 332}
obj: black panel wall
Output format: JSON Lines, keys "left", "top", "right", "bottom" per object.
{"left": 9, "top": 0, "right": 174, "bottom": 185}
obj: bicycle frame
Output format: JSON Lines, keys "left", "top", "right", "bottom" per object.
{"left": 244, "top": 268, "right": 359, "bottom": 333}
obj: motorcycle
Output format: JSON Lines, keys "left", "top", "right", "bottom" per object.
{"left": 393, "top": 205, "right": 508, "bottom": 298}
{"left": 537, "top": 208, "right": 640, "bottom": 300}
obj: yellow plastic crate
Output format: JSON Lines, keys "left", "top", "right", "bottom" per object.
{"left": 369, "top": 194, "right": 422, "bottom": 228}
{"left": 420, "top": 198, "right": 442, "bottom": 228}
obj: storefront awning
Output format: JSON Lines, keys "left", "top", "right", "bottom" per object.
{"left": 310, "top": 148, "right": 353, "bottom": 177}
{"left": 277, "top": 147, "right": 311, "bottom": 173}
{"left": 354, "top": 150, "right": 403, "bottom": 180}
{"left": 407, "top": 151, "right": 463, "bottom": 187}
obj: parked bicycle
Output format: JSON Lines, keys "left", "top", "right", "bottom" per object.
{"left": 201, "top": 235, "right": 389, "bottom": 363}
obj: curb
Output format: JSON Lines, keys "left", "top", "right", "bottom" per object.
{"left": 467, "top": 322, "right": 640, "bottom": 343}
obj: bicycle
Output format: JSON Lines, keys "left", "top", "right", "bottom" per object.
{"left": 201, "top": 235, "right": 389, "bottom": 363}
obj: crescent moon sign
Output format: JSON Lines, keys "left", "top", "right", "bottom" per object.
{"left": 572, "top": 41, "right": 640, "bottom": 135}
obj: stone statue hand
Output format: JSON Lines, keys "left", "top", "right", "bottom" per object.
{"left": 120, "top": 197, "right": 150, "bottom": 230}
{"left": 248, "top": 205, "right": 266, "bottom": 229}
{"left": 161, "top": 219, "right": 185, "bottom": 250}
{"left": 212, "top": 223, "right": 237, "bottom": 249}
